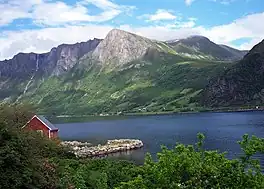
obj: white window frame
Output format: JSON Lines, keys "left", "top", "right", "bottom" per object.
{"left": 36, "top": 130, "right": 44, "bottom": 137}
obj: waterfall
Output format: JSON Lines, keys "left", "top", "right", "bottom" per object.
{"left": 23, "top": 54, "right": 39, "bottom": 94}
{"left": 15, "top": 54, "right": 40, "bottom": 102}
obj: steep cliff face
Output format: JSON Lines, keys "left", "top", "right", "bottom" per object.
{"left": 0, "top": 53, "right": 38, "bottom": 80}
{"left": 203, "top": 39, "right": 264, "bottom": 107}
{"left": 0, "top": 39, "right": 101, "bottom": 100}
{"left": 0, "top": 38, "right": 102, "bottom": 79}
{"left": 49, "top": 39, "right": 101, "bottom": 76}
{"left": 92, "top": 29, "right": 156, "bottom": 67}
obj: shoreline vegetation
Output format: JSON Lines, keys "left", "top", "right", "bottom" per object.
{"left": 1, "top": 104, "right": 264, "bottom": 188}
{"left": 50, "top": 106, "right": 264, "bottom": 123}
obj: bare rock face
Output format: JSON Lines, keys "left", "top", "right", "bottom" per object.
{"left": 50, "top": 38, "right": 102, "bottom": 76}
{"left": 0, "top": 38, "right": 102, "bottom": 79}
{"left": 0, "top": 53, "right": 38, "bottom": 79}
{"left": 92, "top": 29, "right": 155, "bottom": 67}
{"left": 0, "top": 38, "right": 102, "bottom": 100}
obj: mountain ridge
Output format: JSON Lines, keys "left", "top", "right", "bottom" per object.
{"left": 0, "top": 38, "right": 102, "bottom": 78}
{"left": 167, "top": 36, "right": 247, "bottom": 61}
{"left": 1, "top": 30, "right": 247, "bottom": 63}
{"left": 91, "top": 29, "right": 157, "bottom": 67}
{"left": 0, "top": 29, "right": 256, "bottom": 114}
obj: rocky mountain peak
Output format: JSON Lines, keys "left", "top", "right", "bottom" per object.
{"left": 179, "top": 35, "right": 214, "bottom": 47}
{"left": 171, "top": 35, "right": 246, "bottom": 61}
{"left": 107, "top": 28, "right": 133, "bottom": 36}
{"left": 92, "top": 29, "right": 155, "bottom": 66}
{"left": 186, "top": 35, "right": 210, "bottom": 41}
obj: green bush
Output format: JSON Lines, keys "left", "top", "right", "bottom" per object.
{"left": 1, "top": 104, "right": 264, "bottom": 188}
{"left": 0, "top": 104, "right": 73, "bottom": 189}
{"left": 0, "top": 103, "right": 34, "bottom": 128}
{"left": 51, "top": 158, "right": 141, "bottom": 189}
{"left": 117, "top": 133, "right": 264, "bottom": 189}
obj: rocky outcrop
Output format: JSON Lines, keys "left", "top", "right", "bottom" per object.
{"left": 61, "top": 141, "right": 92, "bottom": 147}
{"left": 61, "top": 139, "right": 144, "bottom": 158}
{"left": 92, "top": 29, "right": 155, "bottom": 67}
{"left": 0, "top": 39, "right": 102, "bottom": 100}
{"left": 0, "top": 38, "right": 102, "bottom": 79}
{"left": 49, "top": 39, "right": 102, "bottom": 76}
{"left": 0, "top": 53, "right": 38, "bottom": 79}
{"left": 203, "top": 39, "right": 264, "bottom": 106}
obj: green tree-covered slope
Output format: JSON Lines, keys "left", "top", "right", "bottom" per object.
{"left": 203, "top": 39, "right": 264, "bottom": 107}
{"left": 21, "top": 49, "right": 232, "bottom": 115}
{"left": 0, "top": 29, "right": 244, "bottom": 115}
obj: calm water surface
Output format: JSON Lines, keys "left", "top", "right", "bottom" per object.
{"left": 55, "top": 111, "right": 264, "bottom": 165}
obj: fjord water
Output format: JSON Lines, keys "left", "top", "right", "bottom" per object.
{"left": 56, "top": 111, "right": 264, "bottom": 166}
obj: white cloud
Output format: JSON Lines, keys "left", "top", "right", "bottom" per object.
{"left": 185, "top": 0, "right": 196, "bottom": 6}
{"left": 236, "top": 38, "right": 263, "bottom": 50}
{"left": 0, "top": 25, "right": 113, "bottom": 59}
{"left": 0, "top": 23, "right": 203, "bottom": 60}
{"left": 148, "top": 9, "right": 176, "bottom": 21}
{"left": 32, "top": 2, "right": 92, "bottom": 25}
{"left": 0, "top": 0, "right": 134, "bottom": 26}
{"left": 210, "top": 0, "right": 236, "bottom": 5}
{"left": 1, "top": 11, "right": 264, "bottom": 60}
{"left": 138, "top": 9, "right": 177, "bottom": 21}
{"left": 203, "top": 12, "right": 264, "bottom": 46}
{"left": 176, "top": 18, "right": 196, "bottom": 28}
{"left": 0, "top": 7, "right": 29, "bottom": 26}
{"left": 0, "top": 0, "right": 41, "bottom": 25}
{"left": 120, "top": 24, "right": 204, "bottom": 41}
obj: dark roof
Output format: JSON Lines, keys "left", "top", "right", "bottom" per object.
{"left": 36, "top": 115, "right": 58, "bottom": 131}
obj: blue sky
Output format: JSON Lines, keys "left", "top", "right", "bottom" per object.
{"left": 0, "top": 0, "right": 264, "bottom": 60}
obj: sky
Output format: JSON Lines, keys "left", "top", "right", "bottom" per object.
{"left": 0, "top": 0, "right": 264, "bottom": 60}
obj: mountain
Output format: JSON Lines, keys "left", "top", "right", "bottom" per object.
{"left": 203, "top": 39, "right": 264, "bottom": 107}
{"left": 0, "top": 38, "right": 101, "bottom": 78}
{"left": 219, "top": 45, "right": 248, "bottom": 57}
{"left": 0, "top": 38, "right": 101, "bottom": 100}
{"left": 166, "top": 35, "right": 247, "bottom": 61}
{"left": 0, "top": 29, "right": 247, "bottom": 114}
{"left": 92, "top": 29, "right": 157, "bottom": 67}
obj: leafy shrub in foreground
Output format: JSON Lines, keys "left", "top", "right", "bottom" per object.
{"left": 0, "top": 104, "right": 73, "bottom": 189}
{"left": 1, "top": 104, "right": 264, "bottom": 188}
{"left": 117, "top": 133, "right": 264, "bottom": 189}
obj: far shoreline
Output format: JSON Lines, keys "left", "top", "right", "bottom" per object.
{"left": 50, "top": 107, "right": 264, "bottom": 124}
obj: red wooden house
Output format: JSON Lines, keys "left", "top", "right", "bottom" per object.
{"left": 23, "top": 115, "right": 59, "bottom": 139}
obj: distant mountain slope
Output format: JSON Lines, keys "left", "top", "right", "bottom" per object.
{"left": 0, "top": 38, "right": 101, "bottom": 78}
{"left": 0, "top": 29, "right": 245, "bottom": 114}
{"left": 167, "top": 36, "right": 247, "bottom": 61}
{"left": 203, "top": 39, "right": 264, "bottom": 107}
{"left": 25, "top": 50, "right": 231, "bottom": 114}
{"left": 0, "top": 39, "right": 101, "bottom": 100}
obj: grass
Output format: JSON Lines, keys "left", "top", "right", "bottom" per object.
{"left": 9, "top": 51, "right": 235, "bottom": 115}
